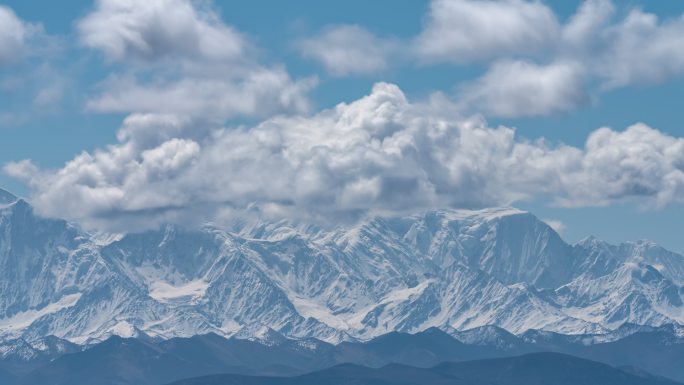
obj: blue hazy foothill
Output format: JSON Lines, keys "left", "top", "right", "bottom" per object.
{"left": 2, "top": 328, "right": 684, "bottom": 385}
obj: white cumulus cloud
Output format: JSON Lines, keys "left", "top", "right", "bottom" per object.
{"left": 0, "top": 6, "right": 27, "bottom": 64}
{"left": 562, "top": 0, "right": 615, "bottom": 50}
{"left": 458, "top": 60, "right": 589, "bottom": 118}
{"left": 85, "top": 67, "right": 316, "bottom": 120}
{"left": 6, "top": 83, "right": 684, "bottom": 231}
{"left": 78, "top": 0, "right": 315, "bottom": 121}
{"left": 78, "top": 0, "right": 245, "bottom": 63}
{"left": 595, "top": 8, "right": 684, "bottom": 88}
{"left": 413, "top": 0, "right": 559, "bottom": 64}
{"left": 0, "top": 6, "right": 54, "bottom": 65}
{"left": 297, "top": 0, "right": 684, "bottom": 117}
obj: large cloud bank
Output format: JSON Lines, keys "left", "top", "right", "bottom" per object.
{"left": 6, "top": 83, "right": 684, "bottom": 230}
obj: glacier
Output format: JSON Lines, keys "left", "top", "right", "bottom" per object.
{"left": 0, "top": 188, "right": 683, "bottom": 345}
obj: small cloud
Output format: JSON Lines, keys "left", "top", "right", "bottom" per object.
{"left": 457, "top": 60, "right": 590, "bottom": 118}
{"left": 0, "top": 5, "right": 60, "bottom": 66}
{"left": 413, "top": 0, "right": 560, "bottom": 64}
{"left": 0, "top": 6, "right": 28, "bottom": 65}
{"left": 77, "top": 0, "right": 245, "bottom": 63}
{"left": 297, "top": 25, "right": 396, "bottom": 76}
{"left": 543, "top": 219, "right": 566, "bottom": 234}
{"left": 33, "top": 83, "right": 64, "bottom": 108}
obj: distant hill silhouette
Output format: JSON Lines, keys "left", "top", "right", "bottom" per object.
{"left": 167, "top": 352, "right": 681, "bottom": 385}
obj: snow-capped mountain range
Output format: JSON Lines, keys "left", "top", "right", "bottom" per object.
{"left": 1, "top": 188, "right": 683, "bottom": 346}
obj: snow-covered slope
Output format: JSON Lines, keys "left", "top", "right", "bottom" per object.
{"left": 0, "top": 189, "right": 16, "bottom": 206}
{"left": 0, "top": 197, "right": 683, "bottom": 345}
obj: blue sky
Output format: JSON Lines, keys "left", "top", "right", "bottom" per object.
{"left": 2, "top": 0, "right": 684, "bottom": 252}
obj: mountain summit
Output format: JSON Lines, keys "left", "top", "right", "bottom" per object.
{"left": 0, "top": 189, "right": 17, "bottom": 205}
{"left": 0, "top": 196, "right": 683, "bottom": 345}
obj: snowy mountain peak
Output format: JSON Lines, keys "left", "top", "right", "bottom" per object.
{"left": 0, "top": 188, "right": 17, "bottom": 206}
{"left": 0, "top": 194, "right": 683, "bottom": 345}
{"left": 233, "top": 325, "right": 288, "bottom": 346}
{"left": 576, "top": 235, "right": 600, "bottom": 245}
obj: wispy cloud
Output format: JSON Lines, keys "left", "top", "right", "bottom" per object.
{"left": 0, "top": 6, "right": 28, "bottom": 65}
{"left": 297, "top": 25, "right": 397, "bottom": 76}
{"left": 543, "top": 219, "right": 566, "bottom": 234}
